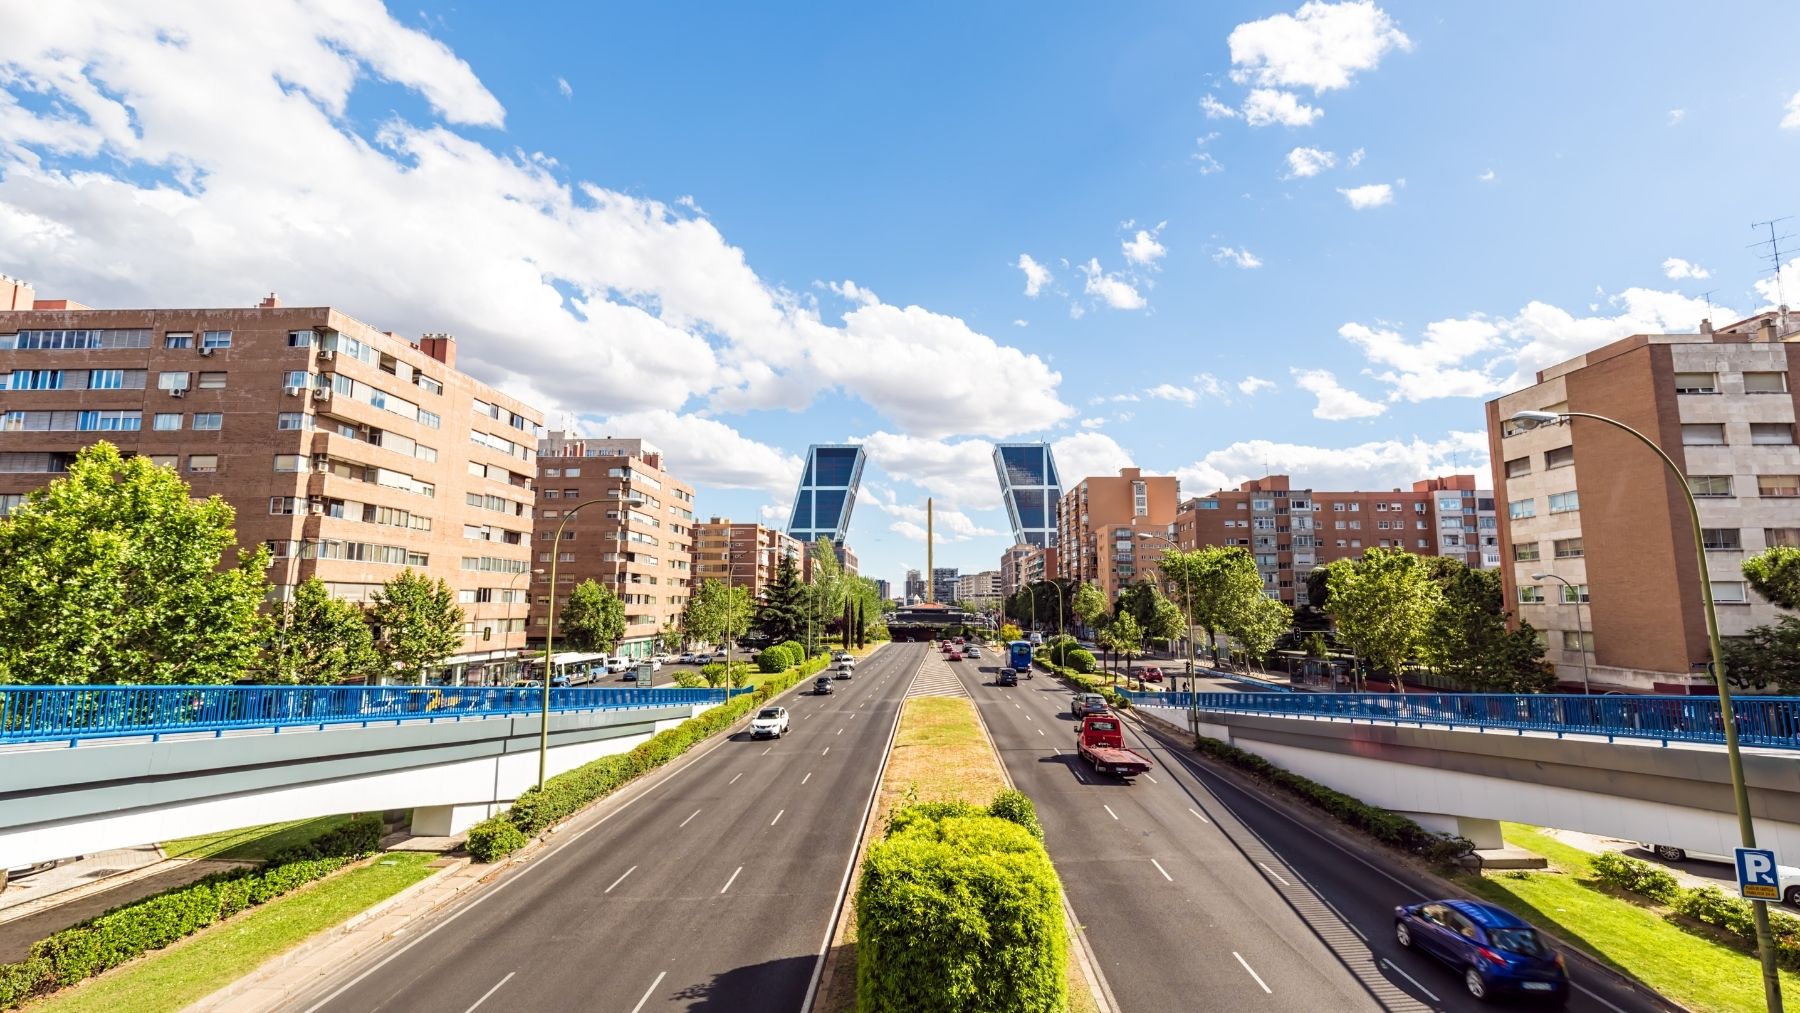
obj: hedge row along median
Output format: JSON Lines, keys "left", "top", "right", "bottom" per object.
{"left": 466, "top": 652, "right": 832, "bottom": 862}
{"left": 856, "top": 795, "right": 1066, "bottom": 1013}
{"left": 1032, "top": 652, "right": 1130, "bottom": 712}
{"left": 1591, "top": 850, "right": 1800, "bottom": 969}
{"left": 0, "top": 814, "right": 383, "bottom": 1009}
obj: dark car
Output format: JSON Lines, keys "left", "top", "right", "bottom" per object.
{"left": 997, "top": 668, "right": 1019, "bottom": 687}
{"left": 814, "top": 676, "right": 835, "bottom": 695}
{"left": 1394, "top": 899, "right": 1567, "bottom": 1004}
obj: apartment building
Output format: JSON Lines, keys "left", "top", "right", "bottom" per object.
{"left": 904, "top": 569, "right": 925, "bottom": 603}
{"left": 873, "top": 578, "right": 892, "bottom": 602}
{"left": 692, "top": 517, "right": 802, "bottom": 596}
{"left": 1172, "top": 474, "right": 1498, "bottom": 606}
{"left": 0, "top": 280, "right": 543, "bottom": 682}
{"left": 1486, "top": 313, "right": 1800, "bottom": 693}
{"left": 1055, "top": 467, "right": 1181, "bottom": 601}
{"left": 530, "top": 434, "right": 694, "bottom": 660}
{"left": 929, "top": 567, "right": 960, "bottom": 603}
{"left": 955, "top": 569, "right": 1001, "bottom": 601}
{"left": 1000, "top": 543, "right": 1036, "bottom": 597}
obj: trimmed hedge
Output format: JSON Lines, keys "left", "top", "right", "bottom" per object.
{"left": 1064, "top": 648, "right": 1096, "bottom": 675}
{"left": 1033, "top": 653, "right": 1130, "bottom": 711}
{"left": 467, "top": 653, "right": 831, "bottom": 862}
{"left": 0, "top": 814, "right": 383, "bottom": 1009}
{"left": 1590, "top": 851, "right": 1680, "bottom": 904}
{"left": 987, "top": 789, "right": 1045, "bottom": 842}
{"left": 756, "top": 646, "right": 796, "bottom": 673}
{"left": 1592, "top": 852, "right": 1800, "bottom": 968}
{"left": 1190, "top": 735, "right": 1475, "bottom": 868}
{"left": 857, "top": 805, "right": 1066, "bottom": 1013}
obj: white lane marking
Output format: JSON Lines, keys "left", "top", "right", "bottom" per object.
{"left": 605, "top": 865, "right": 637, "bottom": 893}
{"left": 679, "top": 809, "right": 702, "bottom": 828}
{"left": 1143, "top": 773, "right": 1158, "bottom": 784}
{"left": 1037, "top": 729, "right": 1045, "bottom": 736}
{"left": 720, "top": 865, "right": 744, "bottom": 894}
{"left": 771, "top": 809, "right": 785, "bottom": 826}
{"left": 1187, "top": 806, "right": 1210, "bottom": 824}
{"left": 1233, "top": 952, "right": 1272, "bottom": 994}
{"left": 1014, "top": 703, "right": 1021, "bottom": 708}
{"left": 802, "top": 771, "right": 812, "bottom": 785}
{"left": 761, "top": 746, "right": 773, "bottom": 756}
{"left": 1257, "top": 861, "right": 1291, "bottom": 887}
{"left": 628, "top": 971, "right": 668, "bottom": 1013}
{"left": 461, "top": 971, "right": 514, "bottom": 1013}
{"left": 821, "top": 746, "right": 831, "bottom": 756}
{"left": 1051, "top": 746, "right": 1062, "bottom": 755}
{"left": 1380, "top": 958, "right": 1439, "bottom": 1002}
{"left": 837, "top": 727, "right": 844, "bottom": 735}
{"left": 728, "top": 772, "right": 743, "bottom": 785}
{"left": 1024, "top": 714, "right": 1033, "bottom": 722}
{"left": 1102, "top": 804, "right": 1119, "bottom": 821}
{"left": 1150, "top": 858, "right": 1173, "bottom": 882}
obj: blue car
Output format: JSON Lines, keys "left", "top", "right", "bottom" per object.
{"left": 1394, "top": 899, "right": 1567, "bottom": 1005}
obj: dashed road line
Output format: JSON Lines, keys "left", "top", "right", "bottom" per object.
{"left": 719, "top": 865, "right": 744, "bottom": 894}
{"left": 628, "top": 971, "right": 667, "bottom": 1013}
{"left": 771, "top": 809, "right": 785, "bottom": 826}
{"left": 1102, "top": 804, "right": 1119, "bottom": 821}
{"left": 678, "top": 809, "right": 701, "bottom": 828}
{"left": 605, "top": 865, "right": 637, "bottom": 893}
{"left": 1233, "top": 952, "right": 1271, "bottom": 994}
{"left": 461, "top": 971, "right": 514, "bottom": 1013}
{"left": 1150, "top": 858, "right": 1173, "bottom": 882}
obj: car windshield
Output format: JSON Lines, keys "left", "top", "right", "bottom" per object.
{"left": 1488, "top": 927, "right": 1546, "bottom": 956}
{"left": 757, "top": 709, "right": 781, "bottom": 719}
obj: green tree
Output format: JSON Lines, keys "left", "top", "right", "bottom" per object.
{"left": 369, "top": 569, "right": 464, "bottom": 684}
{"left": 658, "top": 620, "right": 685, "bottom": 654}
{"left": 1071, "top": 581, "right": 1107, "bottom": 637}
{"left": 1325, "top": 549, "right": 1442, "bottom": 692}
{"left": 807, "top": 538, "right": 846, "bottom": 651}
{"left": 559, "top": 578, "right": 625, "bottom": 653}
{"left": 1420, "top": 558, "right": 1550, "bottom": 692}
{"left": 1723, "top": 620, "right": 1800, "bottom": 691}
{"left": 1744, "top": 546, "right": 1800, "bottom": 610}
{"left": 998, "top": 622, "right": 1023, "bottom": 642}
{"left": 752, "top": 555, "right": 810, "bottom": 645}
{"left": 687, "top": 578, "right": 754, "bottom": 685}
{"left": 1228, "top": 594, "right": 1293, "bottom": 673}
{"left": 265, "top": 577, "right": 379, "bottom": 684}
{"left": 1160, "top": 547, "right": 1264, "bottom": 664}
{"left": 1149, "top": 595, "right": 1187, "bottom": 648}
{"left": 1304, "top": 566, "right": 1334, "bottom": 614}
{"left": 1107, "top": 612, "right": 1144, "bottom": 685}
{"left": 0, "top": 442, "right": 271, "bottom": 684}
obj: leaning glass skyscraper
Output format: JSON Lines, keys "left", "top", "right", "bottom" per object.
{"left": 787, "top": 444, "right": 866, "bottom": 544}
{"left": 992, "top": 442, "right": 1061, "bottom": 547}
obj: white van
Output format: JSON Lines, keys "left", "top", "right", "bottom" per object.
{"left": 1028, "top": 632, "right": 1044, "bottom": 645}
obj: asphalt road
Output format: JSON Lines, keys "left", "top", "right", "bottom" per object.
{"left": 951, "top": 657, "right": 1675, "bottom": 1013}
{"left": 289, "top": 643, "right": 925, "bottom": 1013}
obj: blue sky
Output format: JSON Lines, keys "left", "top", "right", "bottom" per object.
{"left": 3, "top": 1, "right": 1799, "bottom": 592}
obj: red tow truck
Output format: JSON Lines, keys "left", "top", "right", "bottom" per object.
{"left": 1074, "top": 712, "right": 1153, "bottom": 779}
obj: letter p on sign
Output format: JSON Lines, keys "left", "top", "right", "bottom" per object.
{"left": 1736, "top": 847, "right": 1781, "bottom": 901}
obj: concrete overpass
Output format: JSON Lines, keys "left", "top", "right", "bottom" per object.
{"left": 1127, "top": 691, "right": 1800, "bottom": 857}
{"left": 0, "top": 685, "right": 739, "bottom": 870}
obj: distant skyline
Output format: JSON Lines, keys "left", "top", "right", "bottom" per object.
{"left": 3, "top": 1, "right": 1799, "bottom": 590}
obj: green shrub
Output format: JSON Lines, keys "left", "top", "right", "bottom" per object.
{"left": 1065, "top": 649, "right": 1096, "bottom": 674}
{"left": 756, "top": 646, "right": 795, "bottom": 673}
{"left": 466, "top": 816, "right": 529, "bottom": 863}
{"left": 857, "top": 810, "right": 1067, "bottom": 1013}
{"left": 671, "top": 669, "right": 705, "bottom": 688}
{"left": 779, "top": 639, "right": 806, "bottom": 660}
{"left": 1591, "top": 851, "right": 1681, "bottom": 904}
{"left": 987, "top": 789, "right": 1044, "bottom": 841}
{"left": 887, "top": 800, "right": 981, "bottom": 837}
{"left": 0, "top": 957, "right": 50, "bottom": 1008}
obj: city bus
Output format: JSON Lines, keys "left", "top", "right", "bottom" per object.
{"left": 1007, "top": 640, "right": 1034, "bottom": 672}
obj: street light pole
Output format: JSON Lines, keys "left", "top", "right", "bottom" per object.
{"left": 1531, "top": 571, "right": 1591, "bottom": 695}
{"left": 538, "top": 497, "right": 609, "bottom": 790}
{"left": 1511, "top": 409, "right": 1781, "bottom": 1012}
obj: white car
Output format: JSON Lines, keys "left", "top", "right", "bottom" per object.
{"left": 648, "top": 658, "right": 663, "bottom": 671}
{"left": 749, "top": 706, "right": 790, "bottom": 739}
{"left": 605, "top": 657, "right": 633, "bottom": 674}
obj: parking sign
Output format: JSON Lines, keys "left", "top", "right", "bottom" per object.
{"left": 1736, "top": 847, "right": 1781, "bottom": 901}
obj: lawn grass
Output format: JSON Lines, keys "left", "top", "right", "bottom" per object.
{"left": 1458, "top": 823, "right": 1800, "bottom": 1013}
{"left": 160, "top": 813, "right": 368, "bottom": 861}
{"left": 28, "top": 852, "right": 438, "bottom": 1013}
{"left": 872, "top": 695, "right": 1010, "bottom": 830}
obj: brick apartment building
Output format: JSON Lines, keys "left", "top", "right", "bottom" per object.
{"left": 692, "top": 517, "right": 802, "bottom": 596}
{"left": 0, "top": 279, "right": 543, "bottom": 682}
{"left": 955, "top": 569, "right": 1001, "bottom": 601}
{"left": 1172, "top": 474, "right": 1498, "bottom": 606}
{"left": 1486, "top": 311, "right": 1800, "bottom": 693}
{"left": 529, "top": 434, "right": 694, "bottom": 660}
{"left": 1055, "top": 467, "right": 1181, "bottom": 602}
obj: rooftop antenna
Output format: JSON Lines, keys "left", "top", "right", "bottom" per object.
{"left": 1700, "top": 288, "right": 1717, "bottom": 317}
{"left": 1749, "top": 216, "right": 1795, "bottom": 309}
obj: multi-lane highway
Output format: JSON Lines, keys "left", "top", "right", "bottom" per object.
{"left": 289, "top": 642, "right": 925, "bottom": 1013}
{"left": 950, "top": 656, "right": 1673, "bottom": 1013}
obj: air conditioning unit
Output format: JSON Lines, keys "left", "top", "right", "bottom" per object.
{"left": 284, "top": 385, "right": 304, "bottom": 397}
{"left": 168, "top": 388, "right": 187, "bottom": 398}
{"left": 317, "top": 349, "right": 335, "bottom": 362}
{"left": 198, "top": 347, "right": 214, "bottom": 357}
{"left": 312, "top": 387, "right": 331, "bottom": 400}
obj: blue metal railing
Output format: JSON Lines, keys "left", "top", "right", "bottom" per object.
{"left": 1118, "top": 690, "right": 1800, "bottom": 751}
{"left": 0, "top": 684, "right": 752, "bottom": 746}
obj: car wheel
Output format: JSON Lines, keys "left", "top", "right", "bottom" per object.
{"left": 1654, "top": 845, "right": 1686, "bottom": 862}
{"left": 1394, "top": 920, "right": 1412, "bottom": 948}
{"left": 1788, "top": 886, "right": 1800, "bottom": 907}
{"left": 1463, "top": 967, "right": 1488, "bottom": 1002}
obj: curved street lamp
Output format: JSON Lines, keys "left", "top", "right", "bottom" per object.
{"left": 1530, "top": 571, "right": 1591, "bottom": 696}
{"left": 537, "top": 497, "right": 612, "bottom": 790}
{"left": 1509, "top": 408, "right": 1780, "bottom": 1010}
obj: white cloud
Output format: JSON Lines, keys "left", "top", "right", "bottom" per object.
{"left": 0, "top": 2, "right": 1073, "bottom": 442}
{"left": 1662, "top": 257, "right": 1711, "bottom": 280}
{"left": 1146, "top": 383, "right": 1199, "bottom": 405}
{"left": 1228, "top": 1, "right": 1412, "bottom": 93}
{"left": 1503, "top": 288, "right": 1725, "bottom": 388}
{"left": 1238, "top": 376, "right": 1276, "bottom": 395}
{"left": 1012, "top": 318, "right": 1028, "bottom": 327}
{"left": 1291, "top": 368, "right": 1387, "bottom": 420}
{"left": 1200, "top": 94, "right": 1239, "bottom": 119}
{"left": 1051, "top": 432, "right": 1135, "bottom": 485}
{"left": 1782, "top": 90, "right": 1800, "bottom": 130}
{"left": 1121, "top": 224, "right": 1167, "bottom": 266}
{"left": 1016, "top": 253, "right": 1052, "bottom": 297}
{"left": 1283, "top": 146, "right": 1336, "bottom": 178}
{"left": 1666, "top": 108, "right": 1684, "bottom": 126}
{"left": 1175, "top": 431, "right": 1488, "bottom": 495}
{"left": 828, "top": 278, "right": 881, "bottom": 305}
{"left": 1753, "top": 259, "right": 1800, "bottom": 309}
{"left": 857, "top": 432, "right": 1000, "bottom": 509}
{"left": 1347, "top": 147, "right": 1365, "bottom": 167}
{"left": 1192, "top": 149, "right": 1225, "bottom": 175}
{"left": 1079, "top": 416, "right": 1106, "bottom": 429}
{"left": 556, "top": 76, "right": 573, "bottom": 99}
{"left": 1242, "top": 88, "right": 1322, "bottom": 127}
{"left": 1477, "top": 169, "right": 1496, "bottom": 183}
{"left": 1212, "top": 246, "right": 1263, "bottom": 268}
{"left": 862, "top": 486, "right": 1001, "bottom": 541}
{"left": 590, "top": 410, "right": 801, "bottom": 500}
{"left": 1079, "top": 258, "right": 1146, "bottom": 310}
{"left": 1339, "top": 318, "right": 1508, "bottom": 402}
{"left": 1336, "top": 182, "right": 1394, "bottom": 209}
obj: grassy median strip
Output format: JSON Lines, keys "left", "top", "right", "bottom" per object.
{"left": 26, "top": 852, "right": 437, "bottom": 1013}
{"left": 1459, "top": 823, "right": 1800, "bottom": 1013}
{"left": 872, "top": 695, "right": 1009, "bottom": 827}
{"left": 161, "top": 814, "right": 365, "bottom": 862}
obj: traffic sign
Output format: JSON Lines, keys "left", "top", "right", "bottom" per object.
{"left": 1736, "top": 847, "right": 1781, "bottom": 901}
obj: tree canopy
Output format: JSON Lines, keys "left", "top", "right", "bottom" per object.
{"left": 369, "top": 569, "right": 464, "bottom": 684}
{"left": 264, "top": 577, "right": 379, "bottom": 684}
{"left": 1744, "top": 546, "right": 1800, "bottom": 610}
{"left": 1071, "top": 582, "right": 1107, "bottom": 634}
{"left": 1325, "top": 548, "right": 1442, "bottom": 690}
{"left": 752, "top": 554, "right": 810, "bottom": 646}
{"left": 560, "top": 578, "right": 626, "bottom": 653}
{"left": 1419, "top": 558, "right": 1550, "bottom": 692}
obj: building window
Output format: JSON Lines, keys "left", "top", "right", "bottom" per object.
{"left": 1513, "top": 542, "right": 1540, "bottom": 562}
{"left": 1681, "top": 423, "right": 1726, "bottom": 446}
{"left": 1766, "top": 528, "right": 1800, "bottom": 549}
{"left": 558, "top": 552, "right": 576, "bottom": 563}
{"left": 188, "top": 454, "right": 218, "bottom": 473}
{"left": 201, "top": 330, "right": 233, "bottom": 350}
{"left": 1673, "top": 372, "right": 1717, "bottom": 394}
{"left": 1711, "top": 581, "right": 1747, "bottom": 604}
{"left": 1544, "top": 446, "right": 1574, "bottom": 469}
{"left": 273, "top": 455, "right": 306, "bottom": 472}
{"left": 1504, "top": 456, "right": 1532, "bottom": 478}
{"left": 147, "top": 455, "right": 177, "bottom": 468}
{"left": 1518, "top": 585, "right": 1544, "bottom": 604}
{"left": 565, "top": 467, "right": 581, "bottom": 477}
{"left": 1508, "top": 499, "right": 1536, "bottom": 519}
{"left": 1701, "top": 528, "right": 1742, "bottom": 551}
{"left": 1744, "top": 371, "right": 1788, "bottom": 394}
{"left": 1562, "top": 630, "right": 1595, "bottom": 652}
{"left": 192, "top": 413, "right": 222, "bottom": 431}
{"left": 277, "top": 412, "right": 307, "bottom": 430}
{"left": 153, "top": 413, "right": 182, "bottom": 431}
{"left": 1552, "top": 537, "right": 1584, "bottom": 558}
{"left": 1132, "top": 480, "right": 1147, "bottom": 516}
{"left": 1548, "top": 491, "right": 1579, "bottom": 514}
{"left": 1759, "top": 475, "right": 1800, "bottom": 498}
{"left": 1751, "top": 423, "right": 1795, "bottom": 446}
{"left": 198, "top": 371, "right": 227, "bottom": 389}
{"left": 1690, "top": 475, "right": 1734, "bottom": 497}
{"left": 544, "top": 468, "right": 561, "bottom": 477}
{"left": 287, "top": 330, "right": 314, "bottom": 347}
{"left": 158, "top": 371, "right": 191, "bottom": 391}
{"left": 1558, "top": 583, "right": 1590, "bottom": 604}
{"left": 164, "top": 332, "right": 193, "bottom": 349}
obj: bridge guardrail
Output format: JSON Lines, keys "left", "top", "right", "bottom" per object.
{"left": 0, "top": 684, "right": 752, "bottom": 746}
{"left": 1116, "top": 690, "right": 1800, "bottom": 750}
